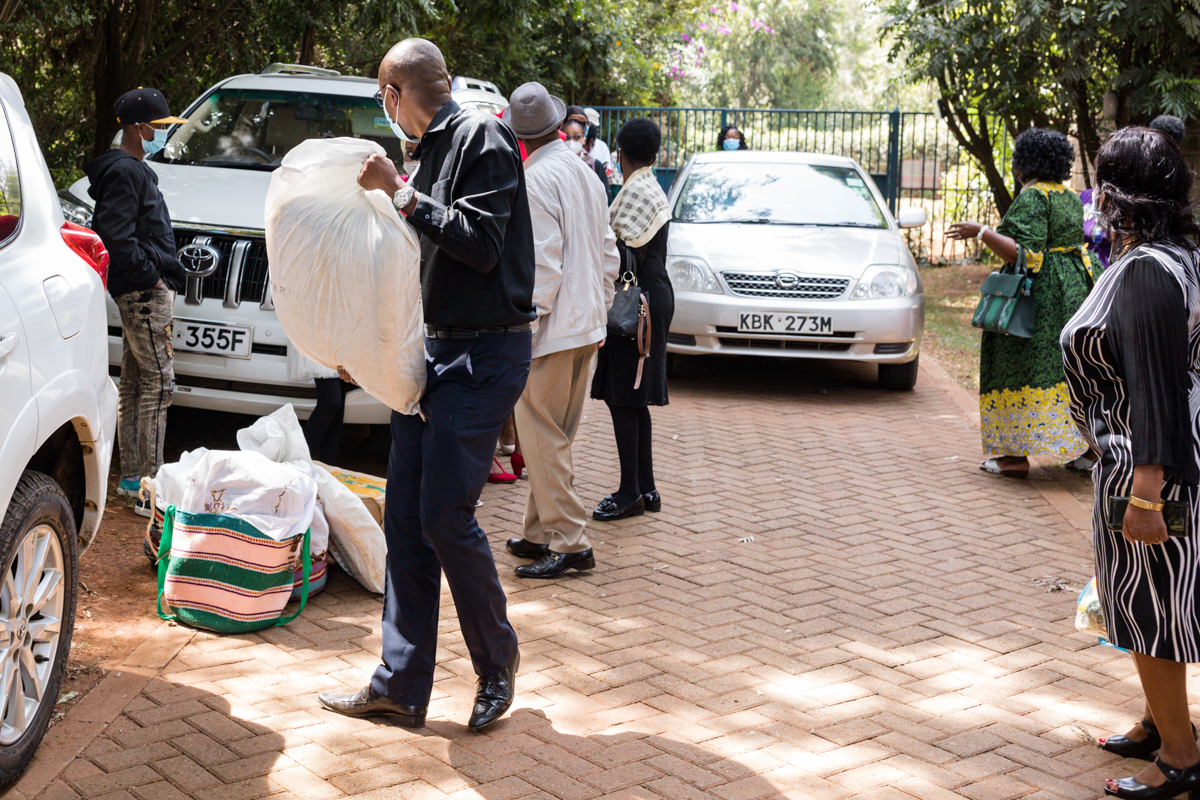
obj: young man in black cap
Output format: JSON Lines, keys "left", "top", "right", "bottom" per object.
{"left": 85, "top": 88, "right": 188, "bottom": 516}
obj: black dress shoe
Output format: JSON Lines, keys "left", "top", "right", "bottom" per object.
{"left": 317, "top": 686, "right": 426, "bottom": 727}
{"left": 515, "top": 549, "right": 596, "bottom": 578}
{"left": 506, "top": 538, "right": 548, "bottom": 559}
{"left": 469, "top": 649, "right": 519, "bottom": 730}
{"left": 1105, "top": 756, "right": 1200, "bottom": 798}
{"left": 643, "top": 490, "right": 661, "bottom": 512}
{"left": 592, "top": 494, "right": 645, "bottom": 521}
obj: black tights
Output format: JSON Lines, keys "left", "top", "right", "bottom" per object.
{"left": 608, "top": 404, "right": 655, "bottom": 504}
{"left": 306, "top": 378, "right": 351, "bottom": 464}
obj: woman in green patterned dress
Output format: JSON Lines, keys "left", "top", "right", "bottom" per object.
{"left": 948, "top": 128, "right": 1098, "bottom": 477}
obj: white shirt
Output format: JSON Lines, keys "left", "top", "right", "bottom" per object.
{"left": 588, "top": 138, "right": 611, "bottom": 166}
{"left": 523, "top": 139, "right": 621, "bottom": 359}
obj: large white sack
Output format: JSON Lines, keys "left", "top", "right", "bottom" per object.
{"left": 238, "top": 406, "right": 387, "bottom": 594}
{"left": 265, "top": 137, "right": 424, "bottom": 415}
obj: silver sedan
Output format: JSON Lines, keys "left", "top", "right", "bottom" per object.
{"left": 664, "top": 151, "right": 927, "bottom": 389}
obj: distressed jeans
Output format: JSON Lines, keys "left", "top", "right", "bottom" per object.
{"left": 114, "top": 285, "right": 175, "bottom": 480}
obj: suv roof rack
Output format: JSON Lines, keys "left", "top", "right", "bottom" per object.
{"left": 451, "top": 76, "right": 501, "bottom": 95}
{"left": 260, "top": 63, "right": 342, "bottom": 77}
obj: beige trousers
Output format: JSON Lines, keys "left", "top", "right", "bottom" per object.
{"left": 513, "top": 344, "right": 595, "bottom": 554}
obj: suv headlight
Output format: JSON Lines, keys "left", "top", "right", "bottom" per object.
{"left": 58, "top": 190, "right": 93, "bottom": 227}
{"left": 667, "top": 255, "right": 722, "bottom": 294}
{"left": 850, "top": 264, "right": 919, "bottom": 300}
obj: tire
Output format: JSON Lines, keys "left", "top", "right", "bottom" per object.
{"left": 878, "top": 355, "right": 920, "bottom": 391}
{"left": 0, "top": 471, "right": 78, "bottom": 789}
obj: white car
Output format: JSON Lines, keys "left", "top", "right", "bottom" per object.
{"left": 0, "top": 73, "right": 118, "bottom": 786}
{"left": 59, "top": 65, "right": 508, "bottom": 424}
{"left": 665, "top": 151, "right": 927, "bottom": 389}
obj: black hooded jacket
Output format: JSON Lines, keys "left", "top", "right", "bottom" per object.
{"left": 84, "top": 150, "right": 186, "bottom": 298}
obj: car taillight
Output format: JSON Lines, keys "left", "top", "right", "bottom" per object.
{"left": 61, "top": 221, "right": 109, "bottom": 288}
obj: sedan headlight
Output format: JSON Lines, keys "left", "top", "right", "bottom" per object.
{"left": 58, "top": 190, "right": 93, "bottom": 227}
{"left": 667, "top": 255, "right": 722, "bottom": 294}
{"left": 850, "top": 264, "right": 919, "bottom": 300}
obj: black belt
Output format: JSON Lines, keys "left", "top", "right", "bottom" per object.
{"left": 425, "top": 324, "right": 530, "bottom": 340}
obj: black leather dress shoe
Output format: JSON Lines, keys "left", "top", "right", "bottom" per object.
{"left": 515, "top": 549, "right": 596, "bottom": 578}
{"left": 317, "top": 686, "right": 426, "bottom": 727}
{"left": 643, "top": 490, "right": 661, "bottom": 512}
{"left": 469, "top": 649, "right": 519, "bottom": 730}
{"left": 592, "top": 494, "right": 645, "bottom": 521}
{"left": 506, "top": 538, "right": 548, "bottom": 559}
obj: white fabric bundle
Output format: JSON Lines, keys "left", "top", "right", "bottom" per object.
{"left": 265, "top": 137, "right": 424, "bottom": 414}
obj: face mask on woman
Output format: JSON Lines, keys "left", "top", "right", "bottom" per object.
{"left": 403, "top": 160, "right": 420, "bottom": 176}
{"left": 723, "top": 137, "right": 741, "bottom": 152}
{"left": 143, "top": 126, "right": 169, "bottom": 156}
{"left": 566, "top": 139, "right": 584, "bottom": 155}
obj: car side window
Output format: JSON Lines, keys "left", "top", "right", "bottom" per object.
{"left": 0, "top": 102, "right": 20, "bottom": 245}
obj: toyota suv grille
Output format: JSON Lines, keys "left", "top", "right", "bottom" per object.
{"left": 174, "top": 230, "right": 273, "bottom": 309}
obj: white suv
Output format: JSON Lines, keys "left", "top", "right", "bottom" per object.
{"left": 59, "top": 64, "right": 507, "bottom": 424}
{"left": 0, "top": 73, "right": 118, "bottom": 786}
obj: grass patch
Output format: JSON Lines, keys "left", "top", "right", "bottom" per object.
{"left": 920, "top": 261, "right": 993, "bottom": 393}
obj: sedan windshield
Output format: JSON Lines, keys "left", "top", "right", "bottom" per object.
{"left": 156, "top": 89, "right": 403, "bottom": 170}
{"left": 673, "top": 162, "right": 887, "bottom": 228}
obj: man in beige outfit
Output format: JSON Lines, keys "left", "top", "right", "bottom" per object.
{"left": 501, "top": 82, "right": 620, "bottom": 578}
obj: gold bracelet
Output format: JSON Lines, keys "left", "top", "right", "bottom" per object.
{"left": 1129, "top": 495, "right": 1165, "bottom": 512}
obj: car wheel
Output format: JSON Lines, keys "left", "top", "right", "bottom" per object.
{"left": 878, "top": 355, "right": 919, "bottom": 391}
{"left": 0, "top": 471, "right": 78, "bottom": 789}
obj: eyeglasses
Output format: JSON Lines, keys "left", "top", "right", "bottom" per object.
{"left": 374, "top": 85, "right": 402, "bottom": 108}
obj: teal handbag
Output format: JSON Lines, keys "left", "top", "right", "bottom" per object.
{"left": 972, "top": 247, "right": 1034, "bottom": 338}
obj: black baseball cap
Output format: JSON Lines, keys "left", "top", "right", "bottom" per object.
{"left": 114, "top": 88, "right": 187, "bottom": 126}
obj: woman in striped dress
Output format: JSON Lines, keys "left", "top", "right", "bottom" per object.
{"left": 1061, "top": 127, "right": 1200, "bottom": 799}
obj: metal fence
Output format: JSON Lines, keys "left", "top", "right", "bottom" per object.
{"left": 593, "top": 107, "right": 1015, "bottom": 263}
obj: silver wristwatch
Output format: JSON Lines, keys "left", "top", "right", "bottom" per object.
{"left": 392, "top": 185, "right": 416, "bottom": 214}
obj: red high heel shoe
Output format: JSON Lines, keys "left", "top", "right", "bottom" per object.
{"left": 511, "top": 452, "right": 525, "bottom": 479}
{"left": 487, "top": 457, "right": 518, "bottom": 483}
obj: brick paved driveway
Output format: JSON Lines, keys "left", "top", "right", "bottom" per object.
{"left": 13, "top": 355, "right": 1181, "bottom": 800}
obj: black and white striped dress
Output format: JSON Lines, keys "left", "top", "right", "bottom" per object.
{"left": 1061, "top": 241, "right": 1200, "bottom": 661}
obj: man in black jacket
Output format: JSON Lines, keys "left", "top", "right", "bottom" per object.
{"left": 85, "top": 88, "right": 187, "bottom": 517}
{"left": 317, "top": 38, "right": 535, "bottom": 732}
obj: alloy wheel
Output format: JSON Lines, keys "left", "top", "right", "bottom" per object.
{"left": 0, "top": 523, "right": 65, "bottom": 745}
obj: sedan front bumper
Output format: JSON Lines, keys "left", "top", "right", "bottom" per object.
{"left": 667, "top": 290, "right": 925, "bottom": 363}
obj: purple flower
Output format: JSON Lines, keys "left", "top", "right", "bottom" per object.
{"left": 731, "top": 0, "right": 738, "bottom": 9}
{"left": 681, "top": 33, "right": 691, "bottom": 42}
{"left": 699, "top": 21, "right": 708, "bottom": 29}
{"left": 717, "top": 25, "right": 731, "bottom": 34}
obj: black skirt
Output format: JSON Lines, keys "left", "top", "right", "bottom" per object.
{"left": 591, "top": 224, "right": 674, "bottom": 407}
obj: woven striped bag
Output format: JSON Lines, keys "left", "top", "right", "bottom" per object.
{"left": 156, "top": 506, "right": 311, "bottom": 634}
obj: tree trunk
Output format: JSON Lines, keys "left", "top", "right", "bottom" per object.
{"left": 299, "top": 23, "right": 316, "bottom": 65}
{"left": 937, "top": 83, "right": 1014, "bottom": 215}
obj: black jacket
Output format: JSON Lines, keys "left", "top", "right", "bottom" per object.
{"left": 84, "top": 150, "right": 186, "bottom": 298}
{"left": 408, "top": 101, "right": 536, "bottom": 328}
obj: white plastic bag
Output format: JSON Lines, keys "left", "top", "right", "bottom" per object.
{"left": 265, "top": 137, "right": 424, "bottom": 415}
{"left": 176, "top": 450, "right": 318, "bottom": 543}
{"left": 287, "top": 348, "right": 338, "bottom": 383}
{"left": 238, "top": 406, "right": 387, "bottom": 594}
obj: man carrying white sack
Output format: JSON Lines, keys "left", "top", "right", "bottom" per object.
{"left": 500, "top": 83, "right": 619, "bottom": 579}
{"left": 318, "top": 38, "right": 535, "bottom": 731}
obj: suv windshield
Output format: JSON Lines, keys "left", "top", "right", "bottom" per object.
{"left": 673, "top": 162, "right": 887, "bottom": 228}
{"left": 157, "top": 89, "right": 403, "bottom": 170}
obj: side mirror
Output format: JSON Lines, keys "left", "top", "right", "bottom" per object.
{"left": 897, "top": 207, "right": 927, "bottom": 228}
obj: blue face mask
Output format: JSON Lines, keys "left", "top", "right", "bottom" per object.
{"left": 383, "top": 87, "right": 421, "bottom": 145}
{"left": 722, "top": 137, "right": 741, "bottom": 151}
{"left": 143, "top": 126, "right": 169, "bottom": 156}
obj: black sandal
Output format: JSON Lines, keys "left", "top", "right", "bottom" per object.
{"left": 1105, "top": 756, "right": 1200, "bottom": 798}
{"left": 1100, "top": 720, "right": 1162, "bottom": 760}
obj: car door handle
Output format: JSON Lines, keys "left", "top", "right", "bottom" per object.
{"left": 0, "top": 332, "right": 18, "bottom": 358}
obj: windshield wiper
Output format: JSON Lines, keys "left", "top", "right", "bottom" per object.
{"left": 821, "top": 221, "right": 885, "bottom": 229}
{"left": 683, "top": 218, "right": 799, "bottom": 225}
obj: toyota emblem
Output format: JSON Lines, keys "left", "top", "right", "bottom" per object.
{"left": 775, "top": 272, "right": 800, "bottom": 289}
{"left": 177, "top": 243, "right": 220, "bottom": 278}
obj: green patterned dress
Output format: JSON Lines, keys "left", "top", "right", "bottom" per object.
{"left": 980, "top": 182, "right": 1097, "bottom": 456}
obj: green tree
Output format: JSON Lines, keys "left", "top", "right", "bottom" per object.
{"left": 880, "top": 0, "right": 1200, "bottom": 214}
{"left": 670, "top": 0, "right": 839, "bottom": 108}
